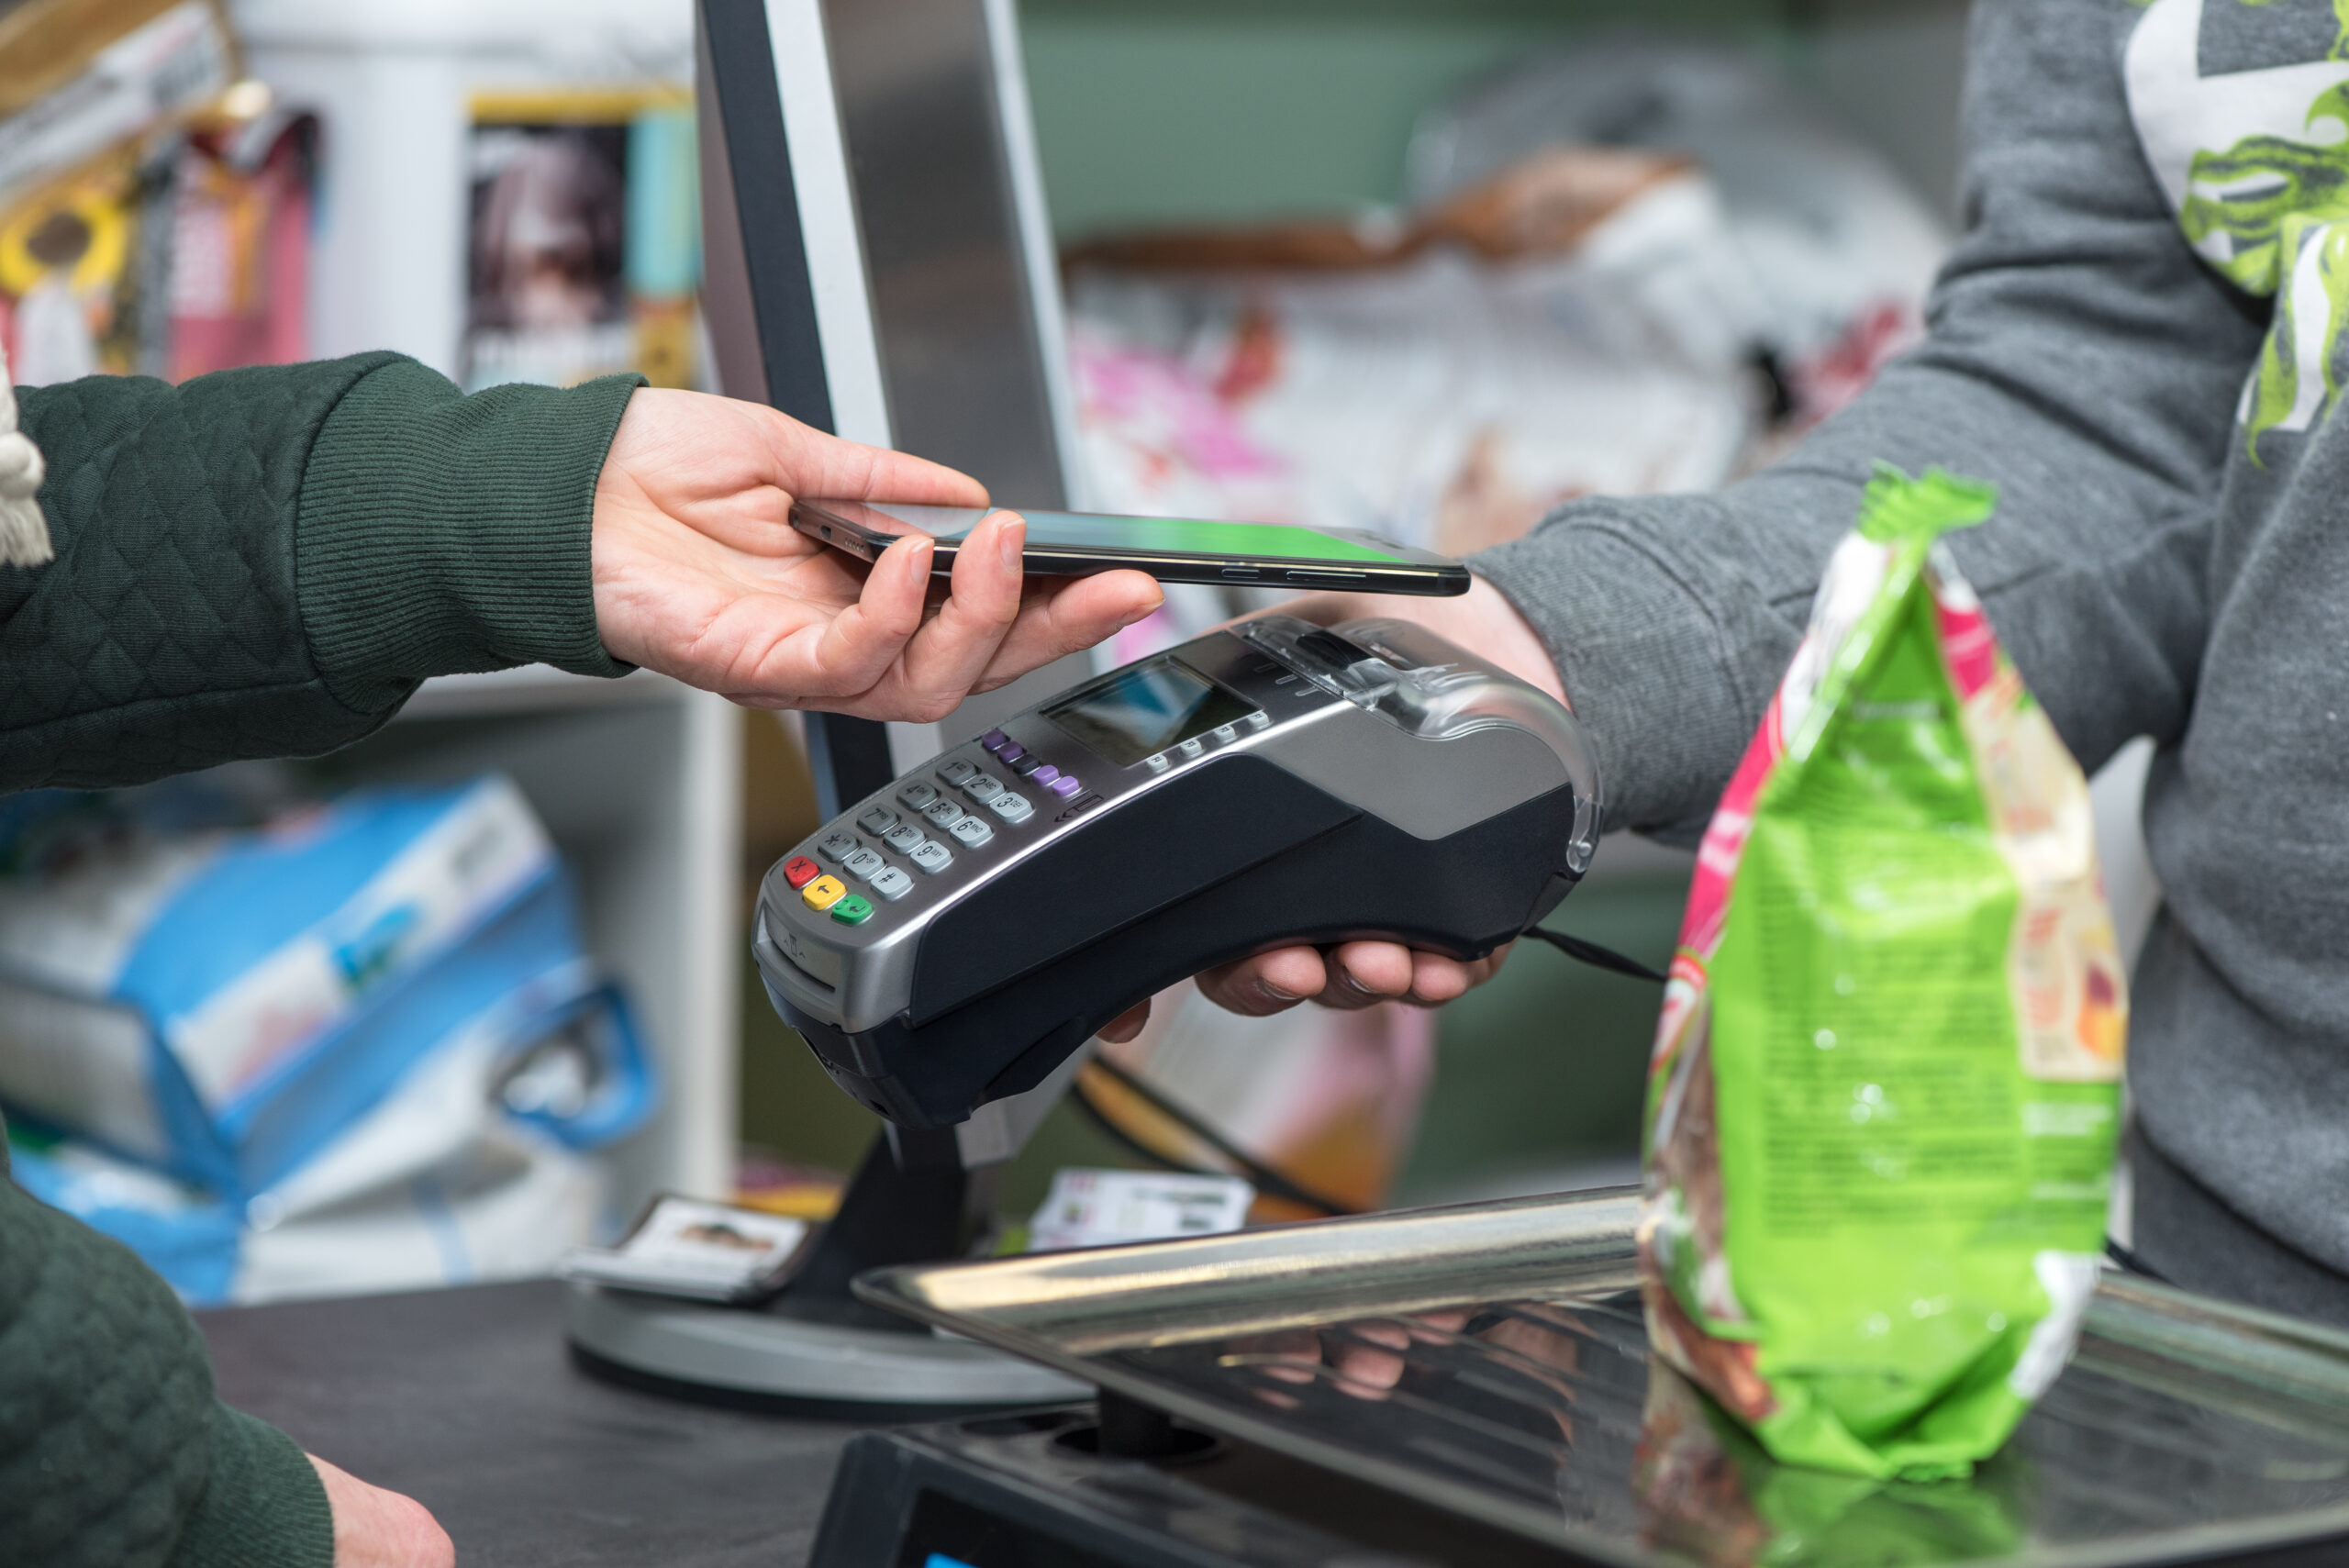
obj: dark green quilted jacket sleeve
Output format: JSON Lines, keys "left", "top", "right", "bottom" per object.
{"left": 1, "top": 353, "right": 645, "bottom": 1562}
{"left": 5, "top": 351, "right": 641, "bottom": 789}
{"left": 0, "top": 1138, "right": 331, "bottom": 1567}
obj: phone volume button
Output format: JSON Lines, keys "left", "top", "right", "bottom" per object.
{"left": 1284, "top": 569, "right": 1365, "bottom": 584}
{"left": 1220, "top": 565, "right": 1262, "bottom": 581}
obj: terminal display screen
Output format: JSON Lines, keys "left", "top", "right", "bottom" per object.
{"left": 1044, "top": 657, "right": 1256, "bottom": 766}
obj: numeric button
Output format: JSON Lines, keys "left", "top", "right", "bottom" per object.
{"left": 897, "top": 781, "right": 939, "bottom": 812}
{"left": 938, "top": 759, "right": 977, "bottom": 787}
{"left": 962, "top": 773, "right": 1007, "bottom": 805}
{"left": 856, "top": 806, "right": 896, "bottom": 835}
{"left": 842, "top": 847, "right": 885, "bottom": 881}
{"left": 910, "top": 840, "right": 954, "bottom": 874}
{"left": 985, "top": 791, "right": 1033, "bottom": 824}
{"left": 948, "top": 816, "right": 994, "bottom": 849}
{"left": 922, "top": 799, "right": 963, "bottom": 828}
{"left": 882, "top": 823, "right": 925, "bottom": 854}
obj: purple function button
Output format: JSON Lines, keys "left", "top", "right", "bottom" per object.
{"left": 1030, "top": 764, "right": 1061, "bottom": 787}
{"left": 980, "top": 728, "right": 1009, "bottom": 753}
{"left": 998, "top": 742, "right": 1026, "bottom": 764}
{"left": 1049, "top": 775, "right": 1082, "bottom": 799}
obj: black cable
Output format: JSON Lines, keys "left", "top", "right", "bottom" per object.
{"left": 1079, "top": 1055, "right": 1360, "bottom": 1218}
{"left": 2103, "top": 1236, "right": 2166, "bottom": 1283}
{"left": 1522, "top": 926, "right": 1670, "bottom": 984}
{"left": 1074, "top": 933, "right": 1662, "bottom": 1218}
{"left": 1073, "top": 928, "right": 1658, "bottom": 1223}
{"left": 1068, "top": 1078, "right": 1196, "bottom": 1176}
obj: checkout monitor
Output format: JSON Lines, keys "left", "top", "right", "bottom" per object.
{"left": 696, "top": 0, "right": 1074, "bottom": 506}
{"left": 696, "top": 0, "right": 1085, "bottom": 809}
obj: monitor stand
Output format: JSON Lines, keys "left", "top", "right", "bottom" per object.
{"left": 565, "top": 1126, "right": 1088, "bottom": 1417}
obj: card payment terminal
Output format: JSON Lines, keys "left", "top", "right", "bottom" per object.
{"left": 754, "top": 617, "right": 1601, "bottom": 1130}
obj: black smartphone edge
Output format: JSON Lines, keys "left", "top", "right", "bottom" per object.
{"left": 788, "top": 500, "right": 1472, "bottom": 598}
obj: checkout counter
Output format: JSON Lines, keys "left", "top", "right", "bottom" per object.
{"left": 193, "top": 2, "right": 2349, "bottom": 1563}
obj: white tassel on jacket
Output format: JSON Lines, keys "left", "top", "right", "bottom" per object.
{"left": 0, "top": 341, "right": 53, "bottom": 568}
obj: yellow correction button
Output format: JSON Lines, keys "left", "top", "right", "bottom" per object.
{"left": 801, "top": 874, "right": 848, "bottom": 912}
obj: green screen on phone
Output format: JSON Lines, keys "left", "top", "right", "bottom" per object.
{"left": 867, "top": 506, "right": 1409, "bottom": 565}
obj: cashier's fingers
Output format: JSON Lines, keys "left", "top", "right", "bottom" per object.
{"left": 1197, "top": 942, "right": 1505, "bottom": 1018}
{"left": 1196, "top": 946, "right": 1330, "bottom": 1017}
{"left": 1099, "top": 999, "right": 1152, "bottom": 1043}
{"left": 308, "top": 1455, "right": 453, "bottom": 1568}
{"left": 1322, "top": 941, "right": 1505, "bottom": 1008}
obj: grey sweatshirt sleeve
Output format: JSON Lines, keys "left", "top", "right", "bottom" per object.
{"left": 1475, "top": 0, "right": 2265, "bottom": 842}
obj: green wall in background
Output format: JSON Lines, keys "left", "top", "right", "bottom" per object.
{"left": 1019, "top": 5, "right": 1784, "bottom": 239}
{"left": 1017, "top": 0, "right": 1967, "bottom": 241}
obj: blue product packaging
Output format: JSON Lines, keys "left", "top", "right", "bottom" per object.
{"left": 0, "top": 773, "right": 651, "bottom": 1198}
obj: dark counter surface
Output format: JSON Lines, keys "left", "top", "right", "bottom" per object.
{"left": 198, "top": 1279, "right": 860, "bottom": 1567}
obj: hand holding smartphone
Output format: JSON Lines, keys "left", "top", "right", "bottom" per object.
{"left": 791, "top": 500, "right": 1472, "bottom": 597}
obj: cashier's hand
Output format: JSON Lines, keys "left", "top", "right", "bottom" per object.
{"left": 309, "top": 1455, "right": 454, "bottom": 1568}
{"left": 590, "top": 389, "right": 1164, "bottom": 719}
{"left": 1100, "top": 943, "right": 1510, "bottom": 1041}
{"left": 1097, "top": 578, "right": 1559, "bottom": 1045}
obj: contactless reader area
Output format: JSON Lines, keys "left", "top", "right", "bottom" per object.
{"left": 754, "top": 616, "right": 1600, "bottom": 1132}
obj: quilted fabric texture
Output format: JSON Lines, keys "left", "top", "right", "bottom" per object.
{"left": 0, "top": 353, "right": 643, "bottom": 1562}
{"left": 4, "top": 354, "right": 638, "bottom": 791}
{"left": 5, "top": 359, "right": 385, "bottom": 790}
{"left": 0, "top": 1140, "right": 329, "bottom": 1567}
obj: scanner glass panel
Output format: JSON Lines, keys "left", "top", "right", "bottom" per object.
{"left": 1043, "top": 657, "right": 1257, "bottom": 766}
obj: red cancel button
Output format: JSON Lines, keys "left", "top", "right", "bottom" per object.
{"left": 782, "top": 855, "right": 820, "bottom": 889}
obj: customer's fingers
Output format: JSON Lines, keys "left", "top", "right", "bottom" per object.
{"left": 793, "top": 533, "right": 935, "bottom": 699}
{"left": 309, "top": 1455, "right": 453, "bottom": 1568}
{"left": 973, "top": 571, "right": 1163, "bottom": 692}
{"left": 762, "top": 403, "right": 989, "bottom": 511}
{"left": 889, "top": 512, "right": 1029, "bottom": 718}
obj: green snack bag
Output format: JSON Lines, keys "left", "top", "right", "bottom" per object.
{"left": 1637, "top": 465, "right": 2128, "bottom": 1480}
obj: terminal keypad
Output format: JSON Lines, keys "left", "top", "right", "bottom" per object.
{"left": 792, "top": 729, "right": 1063, "bottom": 932}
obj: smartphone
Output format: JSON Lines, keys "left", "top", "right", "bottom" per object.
{"left": 790, "top": 499, "right": 1472, "bottom": 596}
